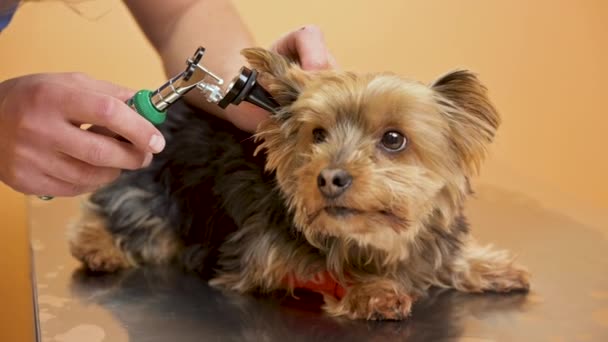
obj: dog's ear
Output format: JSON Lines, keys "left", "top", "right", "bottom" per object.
{"left": 431, "top": 70, "right": 501, "bottom": 173}
{"left": 241, "top": 47, "right": 310, "bottom": 110}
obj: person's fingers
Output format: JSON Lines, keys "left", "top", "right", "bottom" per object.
{"left": 48, "top": 85, "right": 165, "bottom": 154}
{"left": 37, "top": 173, "right": 98, "bottom": 197}
{"left": 40, "top": 151, "right": 122, "bottom": 188}
{"left": 271, "top": 25, "right": 338, "bottom": 70}
{"left": 86, "top": 125, "right": 121, "bottom": 139}
{"left": 53, "top": 122, "right": 152, "bottom": 170}
{"left": 8, "top": 162, "right": 95, "bottom": 197}
{"left": 49, "top": 73, "right": 137, "bottom": 137}
{"left": 327, "top": 51, "right": 339, "bottom": 70}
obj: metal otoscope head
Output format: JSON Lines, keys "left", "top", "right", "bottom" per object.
{"left": 217, "top": 66, "right": 280, "bottom": 113}
{"left": 150, "top": 47, "right": 224, "bottom": 111}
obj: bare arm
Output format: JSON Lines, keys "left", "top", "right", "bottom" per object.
{"left": 123, "top": 0, "right": 266, "bottom": 131}
{"left": 124, "top": 0, "right": 337, "bottom": 132}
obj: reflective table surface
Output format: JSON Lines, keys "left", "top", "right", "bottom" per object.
{"left": 30, "top": 184, "right": 608, "bottom": 341}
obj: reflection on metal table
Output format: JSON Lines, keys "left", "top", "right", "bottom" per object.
{"left": 30, "top": 184, "right": 608, "bottom": 341}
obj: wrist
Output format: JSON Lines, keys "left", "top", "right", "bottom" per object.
{"left": 223, "top": 102, "right": 270, "bottom": 133}
{"left": 0, "top": 78, "right": 15, "bottom": 121}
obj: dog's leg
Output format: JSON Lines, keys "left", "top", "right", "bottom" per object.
{"left": 444, "top": 239, "right": 530, "bottom": 293}
{"left": 323, "top": 279, "right": 415, "bottom": 320}
{"left": 209, "top": 213, "right": 326, "bottom": 295}
{"left": 68, "top": 188, "right": 181, "bottom": 273}
{"left": 210, "top": 239, "right": 325, "bottom": 295}
{"left": 68, "top": 201, "right": 130, "bottom": 272}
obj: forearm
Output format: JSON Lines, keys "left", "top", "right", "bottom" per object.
{"left": 124, "top": 0, "right": 259, "bottom": 123}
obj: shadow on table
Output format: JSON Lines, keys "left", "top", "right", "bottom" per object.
{"left": 69, "top": 266, "right": 530, "bottom": 342}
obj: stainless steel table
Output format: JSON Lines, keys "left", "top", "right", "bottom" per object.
{"left": 30, "top": 184, "right": 608, "bottom": 341}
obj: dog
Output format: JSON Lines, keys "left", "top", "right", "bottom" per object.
{"left": 68, "top": 47, "right": 530, "bottom": 320}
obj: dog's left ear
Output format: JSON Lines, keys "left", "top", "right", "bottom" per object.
{"left": 241, "top": 47, "right": 310, "bottom": 111}
{"left": 431, "top": 70, "right": 501, "bottom": 173}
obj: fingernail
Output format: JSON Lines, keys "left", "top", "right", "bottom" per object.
{"left": 142, "top": 153, "right": 153, "bottom": 168}
{"left": 148, "top": 134, "right": 165, "bottom": 153}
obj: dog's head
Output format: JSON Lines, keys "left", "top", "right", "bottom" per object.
{"left": 244, "top": 48, "right": 500, "bottom": 261}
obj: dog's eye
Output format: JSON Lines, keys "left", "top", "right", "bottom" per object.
{"left": 380, "top": 131, "right": 407, "bottom": 152}
{"left": 312, "top": 128, "right": 327, "bottom": 144}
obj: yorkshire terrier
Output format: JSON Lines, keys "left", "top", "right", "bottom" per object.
{"left": 68, "top": 47, "right": 530, "bottom": 320}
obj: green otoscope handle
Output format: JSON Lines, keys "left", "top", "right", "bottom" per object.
{"left": 126, "top": 89, "right": 166, "bottom": 126}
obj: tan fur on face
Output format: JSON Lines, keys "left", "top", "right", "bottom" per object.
{"left": 236, "top": 48, "right": 528, "bottom": 320}
{"left": 249, "top": 49, "right": 497, "bottom": 262}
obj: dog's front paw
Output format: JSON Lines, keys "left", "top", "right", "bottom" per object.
{"left": 71, "top": 243, "right": 130, "bottom": 273}
{"left": 323, "top": 281, "right": 414, "bottom": 320}
{"left": 68, "top": 213, "right": 130, "bottom": 273}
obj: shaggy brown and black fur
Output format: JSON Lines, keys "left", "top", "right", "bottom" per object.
{"left": 69, "top": 47, "right": 530, "bottom": 320}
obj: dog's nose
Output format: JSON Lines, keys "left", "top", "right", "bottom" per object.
{"left": 317, "top": 168, "right": 353, "bottom": 198}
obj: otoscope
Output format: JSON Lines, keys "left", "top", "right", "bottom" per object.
{"left": 38, "top": 46, "right": 279, "bottom": 201}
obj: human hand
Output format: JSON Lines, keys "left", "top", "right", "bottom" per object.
{"left": 0, "top": 73, "right": 166, "bottom": 197}
{"left": 225, "top": 25, "right": 338, "bottom": 132}
{"left": 270, "top": 24, "right": 338, "bottom": 70}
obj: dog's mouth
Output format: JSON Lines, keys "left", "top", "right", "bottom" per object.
{"left": 307, "top": 206, "right": 402, "bottom": 226}
{"left": 324, "top": 206, "right": 361, "bottom": 217}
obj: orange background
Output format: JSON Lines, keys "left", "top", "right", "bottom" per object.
{"left": 1, "top": 0, "right": 606, "bottom": 210}
{"left": 0, "top": 0, "right": 606, "bottom": 337}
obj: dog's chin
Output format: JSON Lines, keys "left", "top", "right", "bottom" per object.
{"left": 301, "top": 207, "right": 411, "bottom": 260}
{"left": 307, "top": 206, "right": 407, "bottom": 236}
{"left": 323, "top": 206, "right": 362, "bottom": 218}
